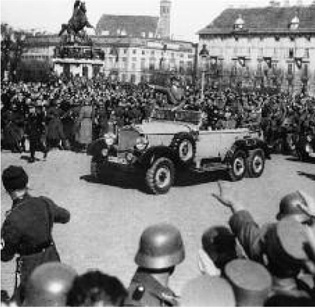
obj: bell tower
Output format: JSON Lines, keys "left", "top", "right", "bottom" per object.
{"left": 157, "top": 0, "right": 171, "bottom": 39}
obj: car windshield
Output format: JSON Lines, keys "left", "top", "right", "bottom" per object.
{"left": 151, "top": 108, "right": 202, "bottom": 126}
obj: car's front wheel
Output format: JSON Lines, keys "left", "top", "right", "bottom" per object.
{"left": 145, "top": 157, "right": 175, "bottom": 195}
{"left": 91, "top": 158, "right": 101, "bottom": 180}
{"left": 228, "top": 150, "right": 247, "bottom": 182}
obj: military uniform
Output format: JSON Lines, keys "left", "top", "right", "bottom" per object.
{"left": 229, "top": 210, "right": 314, "bottom": 303}
{"left": 229, "top": 209, "right": 272, "bottom": 263}
{"left": 1, "top": 193, "right": 70, "bottom": 302}
{"left": 26, "top": 110, "right": 47, "bottom": 161}
{"left": 126, "top": 223, "right": 185, "bottom": 307}
{"left": 124, "top": 270, "right": 179, "bottom": 307}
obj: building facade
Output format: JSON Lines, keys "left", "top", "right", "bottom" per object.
{"left": 95, "top": 37, "right": 195, "bottom": 84}
{"left": 21, "top": 0, "right": 196, "bottom": 83}
{"left": 198, "top": 3, "right": 315, "bottom": 94}
{"left": 22, "top": 35, "right": 196, "bottom": 83}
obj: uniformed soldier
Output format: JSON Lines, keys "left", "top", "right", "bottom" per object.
{"left": 1, "top": 166, "right": 71, "bottom": 304}
{"left": 23, "top": 262, "right": 77, "bottom": 307}
{"left": 264, "top": 219, "right": 315, "bottom": 306}
{"left": 26, "top": 103, "right": 48, "bottom": 163}
{"left": 212, "top": 182, "right": 315, "bottom": 263}
{"left": 198, "top": 226, "right": 239, "bottom": 276}
{"left": 212, "top": 182, "right": 315, "bottom": 303}
{"left": 124, "top": 223, "right": 185, "bottom": 306}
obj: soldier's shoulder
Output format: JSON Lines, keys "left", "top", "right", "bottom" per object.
{"left": 125, "top": 277, "right": 178, "bottom": 307}
{"left": 125, "top": 282, "right": 159, "bottom": 307}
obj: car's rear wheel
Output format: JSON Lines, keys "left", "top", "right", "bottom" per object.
{"left": 228, "top": 150, "right": 247, "bottom": 182}
{"left": 145, "top": 157, "right": 175, "bottom": 195}
{"left": 91, "top": 158, "right": 101, "bottom": 179}
{"left": 246, "top": 149, "right": 265, "bottom": 178}
{"left": 296, "top": 136, "right": 311, "bottom": 162}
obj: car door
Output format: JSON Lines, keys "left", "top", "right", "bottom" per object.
{"left": 195, "top": 129, "right": 249, "bottom": 161}
{"left": 195, "top": 130, "right": 222, "bottom": 160}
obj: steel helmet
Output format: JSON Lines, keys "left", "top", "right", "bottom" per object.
{"left": 277, "top": 191, "right": 311, "bottom": 222}
{"left": 135, "top": 223, "right": 185, "bottom": 269}
{"left": 23, "top": 262, "right": 77, "bottom": 307}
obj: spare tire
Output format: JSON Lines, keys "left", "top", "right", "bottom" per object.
{"left": 170, "top": 133, "right": 196, "bottom": 167}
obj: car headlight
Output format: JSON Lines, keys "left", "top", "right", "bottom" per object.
{"left": 126, "top": 152, "right": 134, "bottom": 163}
{"left": 104, "top": 133, "right": 116, "bottom": 146}
{"left": 135, "top": 136, "right": 149, "bottom": 151}
{"left": 101, "top": 148, "right": 108, "bottom": 157}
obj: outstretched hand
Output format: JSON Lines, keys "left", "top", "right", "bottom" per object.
{"left": 212, "top": 181, "right": 233, "bottom": 207}
{"left": 212, "top": 181, "right": 243, "bottom": 213}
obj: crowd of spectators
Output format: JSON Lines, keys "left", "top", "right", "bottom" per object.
{"left": 1, "top": 76, "right": 315, "bottom": 306}
{"left": 1, "top": 75, "right": 315, "bottom": 159}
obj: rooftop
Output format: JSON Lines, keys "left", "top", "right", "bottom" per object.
{"left": 198, "top": 5, "right": 315, "bottom": 35}
{"left": 96, "top": 15, "right": 159, "bottom": 38}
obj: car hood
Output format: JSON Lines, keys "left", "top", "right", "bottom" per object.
{"left": 134, "top": 121, "right": 196, "bottom": 135}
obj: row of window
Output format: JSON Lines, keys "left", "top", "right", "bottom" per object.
{"left": 205, "top": 47, "right": 311, "bottom": 59}
{"left": 21, "top": 54, "right": 49, "bottom": 60}
{"left": 202, "top": 35, "right": 313, "bottom": 44}
{"left": 109, "top": 48, "right": 192, "bottom": 58}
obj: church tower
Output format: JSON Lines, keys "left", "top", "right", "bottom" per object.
{"left": 157, "top": 0, "right": 171, "bottom": 39}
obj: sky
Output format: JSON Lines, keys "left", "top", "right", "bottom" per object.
{"left": 1, "top": 0, "right": 313, "bottom": 42}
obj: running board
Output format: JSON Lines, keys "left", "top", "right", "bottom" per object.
{"left": 193, "top": 162, "right": 228, "bottom": 173}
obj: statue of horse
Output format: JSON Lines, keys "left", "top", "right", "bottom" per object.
{"left": 59, "top": 0, "right": 94, "bottom": 36}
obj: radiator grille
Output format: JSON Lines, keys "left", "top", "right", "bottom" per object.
{"left": 118, "top": 129, "right": 140, "bottom": 151}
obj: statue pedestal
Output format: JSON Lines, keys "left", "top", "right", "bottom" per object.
{"left": 53, "top": 45, "right": 104, "bottom": 78}
{"left": 53, "top": 58, "right": 103, "bottom": 79}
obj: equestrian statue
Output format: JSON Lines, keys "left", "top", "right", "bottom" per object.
{"left": 59, "top": 0, "right": 94, "bottom": 37}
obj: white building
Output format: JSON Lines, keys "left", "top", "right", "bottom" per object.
{"left": 22, "top": 0, "right": 196, "bottom": 83}
{"left": 198, "top": 2, "right": 315, "bottom": 94}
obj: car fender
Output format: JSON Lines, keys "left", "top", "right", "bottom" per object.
{"left": 138, "top": 146, "right": 177, "bottom": 168}
{"left": 87, "top": 138, "right": 107, "bottom": 157}
{"left": 224, "top": 138, "right": 271, "bottom": 164}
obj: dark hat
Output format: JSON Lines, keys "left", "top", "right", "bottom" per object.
{"left": 201, "top": 226, "right": 237, "bottom": 268}
{"left": 224, "top": 259, "right": 272, "bottom": 306}
{"left": 266, "top": 218, "right": 308, "bottom": 265}
{"left": 180, "top": 275, "right": 235, "bottom": 307}
{"left": 2, "top": 165, "right": 28, "bottom": 192}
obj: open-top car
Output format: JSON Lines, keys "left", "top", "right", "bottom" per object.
{"left": 87, "top": 108, "right": 271, "bottom": 194}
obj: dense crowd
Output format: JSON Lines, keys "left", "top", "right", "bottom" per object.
{"left": 2, "top": 165, "right": 315, "bottom": 306}
{"left": 1, "top": 76, "right": 315, "bottom": 161}
{"left": 1, "top": 77, "right": 315, "bottom": 306}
